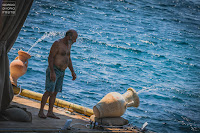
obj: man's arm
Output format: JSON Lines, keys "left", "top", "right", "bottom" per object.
{"left": 68, "top": 57, "right": 76, "bottom": 80}
{"left": 48, "top": 41, "right": 59, "bottom": 82}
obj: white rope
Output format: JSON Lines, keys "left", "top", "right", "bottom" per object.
{"left": 15, "top": 85, "right": 22, "bottom": 96}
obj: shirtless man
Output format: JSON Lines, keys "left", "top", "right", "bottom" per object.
{"left": 38, "top": 29, "right": 78, "bottom": 119}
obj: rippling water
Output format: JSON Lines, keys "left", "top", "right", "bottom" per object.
{"left": 8, "top": 0, "right": 200, "bottom": 132}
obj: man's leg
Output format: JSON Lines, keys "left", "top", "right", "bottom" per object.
{"left": 38, "top": 91, "right": 51, "bottom": 118}
{"left": 47, "top": 92, "right": 60, "bottom": 119}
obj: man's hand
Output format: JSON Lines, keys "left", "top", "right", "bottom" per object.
{"left": 50, "top": 72, "right": 56, "bottom": 82}
{"left": 72, "top": 72, "right": 76, "bottom": 80}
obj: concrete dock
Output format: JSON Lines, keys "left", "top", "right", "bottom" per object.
{"left": 0, "top": 96, "right": 141, "bottom": 132}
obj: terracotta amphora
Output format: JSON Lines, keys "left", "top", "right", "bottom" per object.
{"left": 93, "top": 88, "right": 139, "bottom": 118}
{"left": 10, "top": 50, "right": 31, "bottom": 86}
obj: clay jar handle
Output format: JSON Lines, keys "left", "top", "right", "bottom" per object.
{"left": 126, "top": 101, "right": 135, "bottom": 108}
{"left": 15, "top": 56, "right": 19, "bottom": 60}
{"left": 25, "top": 60, "right": 28, "bottom": 68}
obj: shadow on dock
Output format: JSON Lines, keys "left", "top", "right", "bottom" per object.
{"left": 0, "top": 96, "right": 93, "bottom": 132}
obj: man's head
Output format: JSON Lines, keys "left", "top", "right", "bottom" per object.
{"left": 65, "top": 29, "right": 78, "bottom": 44}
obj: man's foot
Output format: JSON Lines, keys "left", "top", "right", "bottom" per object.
{"left": 47, "top": 112, "right": 60, "bottom": 119}
{"left": 38, "top": 112, "right": 47, "bottom": 119}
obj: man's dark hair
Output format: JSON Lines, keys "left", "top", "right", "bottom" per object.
{"left": 65, "top": 31, "right": 73, "bottom": 37}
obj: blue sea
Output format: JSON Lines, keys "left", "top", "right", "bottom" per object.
{"left": 8, "top": 0, "right": 200, "bottom": 132}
